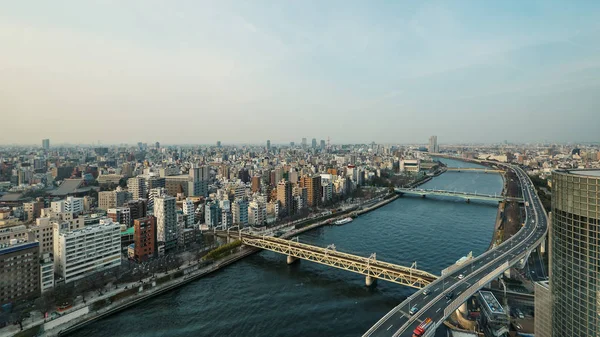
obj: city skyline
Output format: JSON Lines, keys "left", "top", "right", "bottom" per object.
{"left": 2, "top": 1, "right": 599, "bottom": 144}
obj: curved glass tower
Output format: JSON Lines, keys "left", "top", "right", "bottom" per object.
{"left": 552, "top": 170, "right": 600, "bottom": 336}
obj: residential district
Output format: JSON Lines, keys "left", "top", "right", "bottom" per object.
{"left": 0, "top": 137, "right": 599, "bottom": 337}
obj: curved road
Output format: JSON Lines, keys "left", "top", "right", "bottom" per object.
{"left": 364, "top": 165, "right": 548, "bottom": 337}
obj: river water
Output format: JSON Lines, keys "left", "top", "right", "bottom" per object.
{"left": 75, "top": 158, "right": 502, "bottom": 337}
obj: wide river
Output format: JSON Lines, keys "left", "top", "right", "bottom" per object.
{"left": 76, "top": 158, "right": 502, "bottom": 337}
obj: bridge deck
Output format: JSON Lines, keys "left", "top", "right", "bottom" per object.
{"left": 241, "top": 234, "right": 438, "bottom": 289}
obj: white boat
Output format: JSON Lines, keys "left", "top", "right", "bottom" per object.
{"left": 334, "top": 217, "right": 353, "bottom": 226}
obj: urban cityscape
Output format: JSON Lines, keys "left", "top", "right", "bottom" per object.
{"left": 1, "top": 2, "right": 600, "bottom": 337}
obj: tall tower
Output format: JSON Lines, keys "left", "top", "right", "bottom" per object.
{"left": 42, "top": 139, "right": 50, "bottom": 150}
{"left": 266, "top": 140, "right": 271, "bottom": 151}
{"left": 428, "top": 136, "right": 438, "bottom": 153}
{"left": 551, "top": 169, "right": 600, "bottom": 336}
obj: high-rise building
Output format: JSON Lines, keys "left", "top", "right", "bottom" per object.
{"left": 551, "top": 169, "right": 600, "bottom": 336}
{"left": 277, "top": 180, "right": 293, "bottom": 216}
{"left": 301, "top": 138, "right": 307, "bottom": 148}
{"left": 188, "top": 165, "right": 209, "bottom": 197}
{"left": 154, "top": 195, "right": 177, "bottom": 251}
{"left": 300, "top": 175, "right": 322, "bottom": 207}
{"left": 54, "top": 220, "right": 120, "bottom": 283}
{"left": 182, "top": 198, "right": 196, "bottom": 227}
{"left": 311, "top": 138, "right": 317, "bottom": 149}
{"left": 428, "top": 135, "right": 439, "bottom": 153}
{"left": 204, "top": 201, "right": 221, "bottom": 227}
{"left": 251, "top": 175, "right": 261, "bottom": 193}
{"left": 128, "top": 176, "right": 146, "bottom": 200}
{"left": 266, "top": 140, "right": 271, "bottom": 151}
{"left": 320, "top": 139, "right": 326, "bottom": 150}
{"left": 133, "top": 216, "right": 157, "bottom": 262}
{"left": 0, "top": 241, "right": 40, "bottom": 305}
{"left": 42, "top": 139, "right": 50, "bottom": 150}
{"left": 217, "top": 141, "right": 221, "bottom": 148}
{"left": 232, "top": 199, "right": 248, "bottom": 226}
{"left": 64, "top": 196, "right": 84, "bottom": 215}
{"left": 126, "top": 199, "right": 147, "bottom": 222}
{"left": 534, "top": 281, "right": 551, "bottom": 337}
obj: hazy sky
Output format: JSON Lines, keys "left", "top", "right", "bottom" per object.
{"left": 1, "top": 1, "right": 599, "bottom": 145}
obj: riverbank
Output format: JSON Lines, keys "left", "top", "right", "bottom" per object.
{"left": 15, "top": 194, "right": 400, "bottom": 337}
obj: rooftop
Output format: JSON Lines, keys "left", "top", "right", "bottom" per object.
{"left": 479, "top": 291, "right": 505, "bottom": 315}
{"left": 570, "top": 170, "right": 600, "bottom": 177}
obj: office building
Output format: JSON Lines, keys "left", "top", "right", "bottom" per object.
{"left": 0, "top": 241, "right": 40, "bottom": 305}
{"left": 277, "top": 180, "right": 293, "bottom": 216}
{"left": 42, "top": 139, "right": 50, "bottom": 150}
{"left": 232, "top": 199, "right": 248, "bottom": 226}
{"left": 400, "top": 159, "right": 421, "bottom": 173}
{"left": 266, "top": 140, "right": 271, "bottom": 151}
{"left": 551, "top": 169, "right": 600, "bottom": 336}
{"left": 311, "top": 138, "right": 317, "bottom": 149}
{"left": 54, "top": 220, "right": 121, "bottom": 283}
{"left": 133, "top": 216, "right": 157, "bottom": 262}
{"left": 148, "top": 187, "right": 165, "bottom": 214}
{"left": 428, "top": 135, "right": 439, "bottom": 153}
{"left": 127, "top": 176, "right": 146, "bottom": 200}
{"left": 154, "top": 195, "right": 177, "bottom": 251}
{"left": 301, "top": 138, "right": 307, "bottom": 148}
{"left": 188, "top": 165, "right": 210, "bottom": 197}
{"left": 98, "top": 190, "right": 129, "bottom": 210}
{"left": 534, "top": 281, "right": 551, "bottom": 337}
{"left": 320, "top": 139, "right": 326, "bottom": 150}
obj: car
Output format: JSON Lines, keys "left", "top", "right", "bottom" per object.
{"left": 458, "top": 274, "right": 464, "bottom": 280}
{"left": 445, "top": 291, "right": 454, "bottom": 300}
{"left": 423, "top": 289, "right": 431, "bottom": 296}
{"left": 409, "top": 306, "right": 419, "bottom": 315}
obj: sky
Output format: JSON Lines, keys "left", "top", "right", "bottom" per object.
{"left": 1, "top": 1, "right": 599, "bottom": 145}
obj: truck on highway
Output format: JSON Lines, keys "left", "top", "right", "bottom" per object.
{"left": 412, "top": 317, "right": 433, "bottom": 337}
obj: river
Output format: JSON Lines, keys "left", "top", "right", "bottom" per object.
{"left": 75, "top": 158, "right": 503, "bottom": 337}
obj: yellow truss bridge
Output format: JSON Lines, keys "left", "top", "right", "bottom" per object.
{"left": 240, "top": 234, "right": 438, "bottom": 288}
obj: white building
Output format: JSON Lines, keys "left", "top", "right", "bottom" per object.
{"left": 54, "top": 220, "right": 121, "bottom": 283}
{"left": 182, "top": 198, "right": 196, "bottom": 227}
{"left": 248, "top": 200, "right": 266, "bottom": 226}
{"left": 400, "top": 159, "right": 421, "bottom": 173}
{"left": 64, "top": 196, "right": 84, "bottom": 215}
{"left": 154, "top": 194, "right": 177, "bottom": 251}
{"left": 40, "top": 252, "right": 54, "bottom": 292}
{"left": 232, "top": 199, "right": 248, "bottom": 226}
{"left": 127, "top": 176, "right": 146, "bottom": 200}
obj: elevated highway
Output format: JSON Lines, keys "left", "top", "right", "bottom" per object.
{"left": 395, "top": 188, "right": 523, "bottom": 203}
{"left": 240, "top": 234, "right": 438, "bottom": 288}
{"left": 365, "top": 165, "right": 548, "bottom": 337}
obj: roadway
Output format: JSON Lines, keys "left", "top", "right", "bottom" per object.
{"left": 364, "top": 165, "right": 548, "bottom": 337}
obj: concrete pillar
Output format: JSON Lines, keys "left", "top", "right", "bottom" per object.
{"left": 287, "top": 255, "right": 298, "bottom": 265}
{"left": 466, "top": 199, "right": 470, "bottom": 203}
{"left": 421, "top": 194, "right": 426, "bottom": 198}
{"left": 365, "top": 276, "right": 377, "bottom": 287}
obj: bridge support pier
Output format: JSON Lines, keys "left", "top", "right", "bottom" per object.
{"left": 365, "top": 276, "right": 377, "bottom": 287}
{"left": 466, "top": 198, "right": 470, "bottom": 203}
{"left": 421, "top": 195, "right": 426, "bottom": 198}
{"left": 286, "top": 255, "right": 299, "bottom": 265}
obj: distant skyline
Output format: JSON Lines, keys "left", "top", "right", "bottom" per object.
{"left": 1, "top": 1, "right": 599, "bottom": 145}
